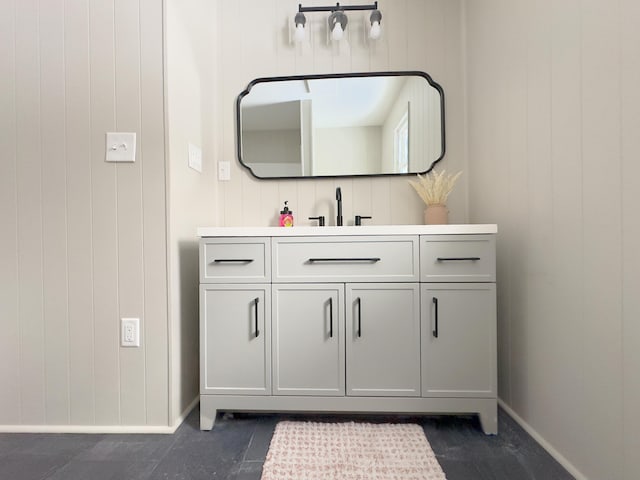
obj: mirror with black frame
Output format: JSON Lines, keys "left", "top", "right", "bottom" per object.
{"left": 236, "top": 71, "right": 445, "bottom": 179}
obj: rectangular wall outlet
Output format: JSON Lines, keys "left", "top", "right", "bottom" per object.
{"left": 188, "top": 143, "right": 202, "bottom": 172}
{"left": 121, "top": 318, "right": 140, "bottom": 347}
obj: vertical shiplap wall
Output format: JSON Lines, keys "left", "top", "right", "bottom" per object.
{"left": 165, "top": 0, "right": 219, "bottom": 424}
{"left": 0, "top": 0, "right": 169, "bottom": 427}
{"left": 213, "top": 0, "right": 467, "bottom": 227}
{"left": 465, "top": 1, "right": 640, "bottom": 479}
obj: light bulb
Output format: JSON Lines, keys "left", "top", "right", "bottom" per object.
{"left": 369, "top": 21, "right": 381, "bottom": 40}
{"left": 294, "top": 12, "right": 306, "bottom": 44}
{"left": 332, "top": 22, "right": 344, "bottom": 41}
{"left": 369, "top": 10, "right": 382, "bottom": 41}
{"left": 294, "top": 23, "right": 306, "bottom": 43}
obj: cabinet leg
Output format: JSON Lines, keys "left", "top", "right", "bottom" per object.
{"left": 478, "top": 402, "right": 498, "bottom": 435}
{"left": 199, "top": 396, "right": 217, "bottom": 431}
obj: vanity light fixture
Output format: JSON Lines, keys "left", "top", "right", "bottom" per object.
{"left": 296, "top": 2, "right": 382, "bottom": 43}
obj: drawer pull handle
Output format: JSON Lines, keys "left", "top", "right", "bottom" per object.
{"left": 356, "top": 297, "right": 362, "bottom": 338}
{"left": 329, "top": 297, "right": 333, "bottom": 338}
{"left": 213, "top": 259, "right": 255, "bottom": 263}
{"left": 253, "top": 297, "right": 260, "bottom": 338}
{"left": 436, "top": 257, "right": 481, "bottom": 262}
{"left": 308, "top": 257, "right": 381, "bottom": 263}
{"left": 432, "top": 297, "right": 439, "bottom": 338}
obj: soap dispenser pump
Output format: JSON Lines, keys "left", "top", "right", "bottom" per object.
{"left": 279, "top": 201, "right": 294, "bottom": 227}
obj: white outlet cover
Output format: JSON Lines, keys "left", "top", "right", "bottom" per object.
{"left": 188, "top": 143, "right": 202, "bottom": 172}
{"left": 121, "top": 317, "right": 140, "bottom": 347}
{"left": 106, "top": 132, "right": 136, "bottom": 162}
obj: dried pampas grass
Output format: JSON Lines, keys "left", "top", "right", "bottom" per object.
{"left": 409, "top": 169, "right": 462, "bottom": 206}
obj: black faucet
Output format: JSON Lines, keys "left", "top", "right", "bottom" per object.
{"left": 336, "top": 187, "right": 343, "bottom": 226}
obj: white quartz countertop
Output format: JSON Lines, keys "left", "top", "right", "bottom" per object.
{"left": 197, "top": 224, "right": 497, "bottom": 238}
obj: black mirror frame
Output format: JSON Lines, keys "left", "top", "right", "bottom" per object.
{"left": 236, "top": 70, "right": 445, "bottom": 180}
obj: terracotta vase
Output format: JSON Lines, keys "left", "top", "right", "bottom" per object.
{"left": 424, "top": 204, "right": 449, "bottom": 225}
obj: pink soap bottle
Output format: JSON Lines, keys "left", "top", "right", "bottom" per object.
{"left": 279, "top": 201, "right": 294, "bottom": 227}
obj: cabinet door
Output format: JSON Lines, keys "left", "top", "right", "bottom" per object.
{"left": 346, "top": 283, "right": 421, "bottom": 397}
{"left": 421, "top": 284, "right": 496, "bottom": 397}
{"left": 272, "top": 284, "right": 345, "bottom": 396}
{"left": 200, "top": 285, "right": 271, "bottom": 395}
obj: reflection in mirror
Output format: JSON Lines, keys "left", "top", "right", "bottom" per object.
{"left": 237, "top": 72, "right": 445, "bottom": 179}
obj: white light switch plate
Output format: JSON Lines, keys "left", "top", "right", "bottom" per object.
{"left": 106, "top": 132, "right": 136, "bottom": 162}
{"left": 218, "top": 161, "right": 230, "bottom": 181}
{"left": 188, "top": 143, "right": 202, "bottom": 172}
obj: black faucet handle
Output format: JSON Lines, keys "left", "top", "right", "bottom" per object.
{"left": 355, "top": 215, "right": 372, "bottom": 226}
{"left": 308, "top": 216, "right": 325, "bottom": 226}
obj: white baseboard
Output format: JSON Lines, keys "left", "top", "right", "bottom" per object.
{"left": 0, "top": 424, "right": 176, "bottom": 434}
{"left": 498, "top": 398, "right": 588, "bottom": 480}
{"left": 171, "top": 395, "right": 199, "bottom": 430}
{"left": 0, "top": 397, "right": 200, "bottom": 434}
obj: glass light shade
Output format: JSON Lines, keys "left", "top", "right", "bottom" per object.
{"left": 369, "top": 21, "right": 381, "bottom": 40}
{"left": 294, "top": 23, "right": 306, "bottom": 42}
{"left": 332, "top": 22, "right": 344, "bottom": 41}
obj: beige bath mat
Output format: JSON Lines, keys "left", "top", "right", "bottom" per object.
{"left": 261, "top": 421, "right": 447, "bottom": 480}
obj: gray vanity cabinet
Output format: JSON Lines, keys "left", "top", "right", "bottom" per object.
{"left": 271, "top": 236, "right": 420, "bottom": 397}
{"left": 345, "top": 283, "right": 420, "bottom": 397}
{"left": 272, "top": 284, "right": 345, "bottom": 396}
{"left": 198, "top": 227, "right": 498, "bottom": 434}
{"left": 421, "top": 284, "right": 496, "bottom": 397}
{"left": 419, "top": 234, "right": 497, "bottom": 399}
{"left": 200, "top": 284, "right": 271, "bottom": 395}
{"left": 199, "top": 237, "right": 272, "bottom": 401}
{"left": 272, "top": 282, "right": 420, "bottom": 398}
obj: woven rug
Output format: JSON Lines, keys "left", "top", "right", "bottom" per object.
{"left": 261, "top": 421, "right": 447, "bottom": 480}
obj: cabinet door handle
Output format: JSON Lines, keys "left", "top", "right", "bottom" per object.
{"left": 213, "top": 258, "right": 254, "bottom": 263}
{"left": 436, "top": 257, "right": 480, "bottom": 262}
{"left": 356, "top": 297, "right": 362, "bottom": 338}
{"left": 432, "top": 297, "right": 439, "bottom": 338}
{"left": 329, "top": 297, "right": 333, "bottom": 338}
{"left": 254, "top": 297, "right": 260, "bottom": 338}
{"left": 308, "top": 257, "right": 381, "bottom": 263}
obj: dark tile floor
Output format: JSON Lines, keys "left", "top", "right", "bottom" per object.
{"left": 0, "top": 406, "right": 575, "bottom": 480}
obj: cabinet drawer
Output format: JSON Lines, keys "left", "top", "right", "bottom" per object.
{"left": 200, "top": 238, "right": 271, "bottom": 283}
{"left": 273, "top": 236, "right": 419, "bottom": 283}
{"left": 420, "top": 235, "right": 495, "bottom": 282}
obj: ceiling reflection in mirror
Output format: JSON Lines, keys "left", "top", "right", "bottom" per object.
{"left": 236, "top": 72, "right": 445, "bottom": 179}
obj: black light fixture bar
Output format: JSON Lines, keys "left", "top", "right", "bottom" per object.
{"left": 298, "top": 2, "right": 378, "bottom": 13}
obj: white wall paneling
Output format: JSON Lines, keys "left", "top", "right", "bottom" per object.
{"left": 16, "top": 0, "right": 46, "bottom": 426}
{"left": 40, "top": 0, "right": 70, "bottom": 426}
{"left": 165, "top": 0, "right": 219, "bottom": 424}
{"left": 66, "top": 0, "right": 96, "bottom": 425}
{"left": 0, "top": 0, "right": 20, "bottom": 425}
{"left": 466, "top": 1, "right": 639, "bottom": 479}
{"left": 141, "top": 0, "right": 171, "bottom": 428}
{"left": 0, "top": 0, "right": 170, "bottom": 429}
{"left": 620, "top": 2, "right": 640, "bottom": 477}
